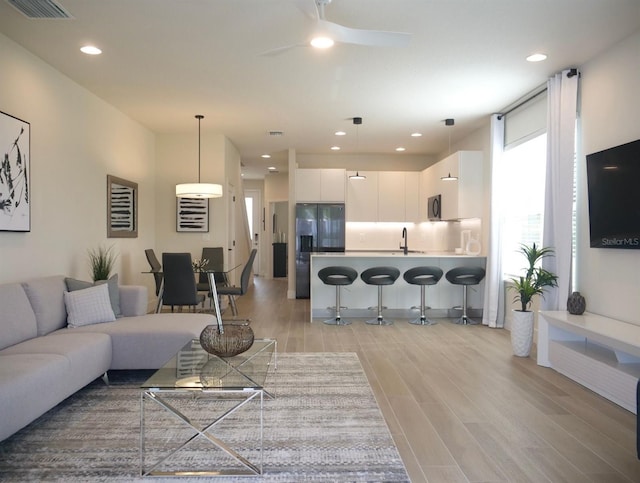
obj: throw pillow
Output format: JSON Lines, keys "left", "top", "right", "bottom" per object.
{"left": 64, "top": 283, "right": 116, "bottom": 328}
{"left": 65, "top": 274, "right": 122, "bottom": 318}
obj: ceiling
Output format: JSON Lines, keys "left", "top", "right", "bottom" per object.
{"left": 1, "top": 0, "right": 638, "bottom": 179}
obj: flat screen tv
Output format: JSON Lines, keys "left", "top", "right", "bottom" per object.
{"left": 586, "top": 138, "right": 640, "bottom": 249}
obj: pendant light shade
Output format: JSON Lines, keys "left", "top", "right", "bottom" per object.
{"left": 176, "top": 115, "right": 223, "bottom": 199}
{"left": 349, "top": 171, "right": 366, "bottom": 180}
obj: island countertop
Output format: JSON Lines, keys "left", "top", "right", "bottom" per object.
{"left": 309, "top": 252, "right": 486, "bottom": 323}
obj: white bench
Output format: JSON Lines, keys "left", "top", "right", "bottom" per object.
{"left": 538, "top": 311, "right": 640, "bottom": 414}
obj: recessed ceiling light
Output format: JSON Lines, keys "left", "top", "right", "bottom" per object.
{"left": 80, "top": 45, "right": 102, "bottom": 55}
{"left": 411, "top": 132, "right": 422, "bottom": 137}
{"left": 268, "top": 166, "right": 276, "bottom": 170}
{"left": 310, "top": 36, "right": 334, "bottom": 49}
{"left": 335, "top": 131, "right": 346, "bottom": 136}
{"left": 331, "top": 146, "right": 340, "bottom": 151}
{"left": 261, "top": 154, "right": 271, "bottom": 158}
{"left": 396, "top": 147, "right": 406, "bottom": 152}
{"left": 526, "top": 53, "right": 547, "bottom": 62}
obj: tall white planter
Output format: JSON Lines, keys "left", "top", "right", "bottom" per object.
{"left": 511, "top": 310, "right": 534, "bottom": 357}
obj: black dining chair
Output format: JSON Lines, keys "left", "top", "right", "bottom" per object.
{"left": 161, "top": 253, "right": 206, "bottom": 312}
{"left": 216, "top": 249, "right": 257, "bottom": 316}
{"left": 144, "top": 248, "right": 163, "bottom": 297}
{"left": 196, "top": 247, "right": 226, "bottom": 293}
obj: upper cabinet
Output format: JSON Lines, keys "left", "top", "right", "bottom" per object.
{"left": 378, "top": 172, "right": 419, "bottom": 222}
{"left": 420, "top": 151, "right": 483, "bottom": 221}
{"left": 296, "top": 168, "right": 346, "bottom": 202}
{"left": 346, "top": 171, "right": 378, "bottom": 221}
{"left": 346, "top": 171, "right": 419, "bottom": 222}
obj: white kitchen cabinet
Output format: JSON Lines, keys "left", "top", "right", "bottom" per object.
{"left": 378, "top": 172, "right": 419, "bottom": 222}
{"left": 346, "top": 171, "right": 378, "bottom": 221}
{"left": 348, "top": 171, "right": 419, "bottom": 222}
{"left": 378, "top": 172, "right": 405, "bottom": 222}
{"left": 295, "top": 168, "right": 346, "bottom": 202}
{"left": 420, "top": 151, "right": 483, "bottom": 221}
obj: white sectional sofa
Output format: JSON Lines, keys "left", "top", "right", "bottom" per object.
{"left": 0, "top": 275, "right": 216, "bottom": 442}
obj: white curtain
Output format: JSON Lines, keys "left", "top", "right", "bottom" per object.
{"left": 482, "top": 114, "right": 505, "bottom": 328}
{"left": 541, "top": 70, "right": 579, "bottom": 310}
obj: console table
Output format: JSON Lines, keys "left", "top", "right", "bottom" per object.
{"left": 538, "top": 311, "right": 640, "bottom": 414}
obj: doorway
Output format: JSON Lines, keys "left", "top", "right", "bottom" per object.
{"left": 244, "top": 189, "right": 262, "bottom": 275}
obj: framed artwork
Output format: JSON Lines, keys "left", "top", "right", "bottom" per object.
{"left": 177, "top": 197, "right": 209, "bottom": 232}
{"left": 107, "top": 175, "right": 138, "bottom": 238}
{"left": 0, "top": 111, "right": 30, "bottom": 232}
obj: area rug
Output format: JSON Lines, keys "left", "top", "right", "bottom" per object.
{"left": 0, "top": 353, "right": 408, "bottom": 482}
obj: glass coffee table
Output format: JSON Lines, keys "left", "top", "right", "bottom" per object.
{"left": 140, "top": 338, "right": 277, "bottom": 477}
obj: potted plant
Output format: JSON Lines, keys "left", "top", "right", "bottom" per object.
{"left": 509, "top": 243, "right": 558, "bottom": 357}
{"left": 88, "top": 245, "right": 117, "bottom": 281}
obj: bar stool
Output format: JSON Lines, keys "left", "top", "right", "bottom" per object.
{"left": 318, "top": 266, "right": 358, "bottom": 325}
{"left": 403, "top": 266, "right": 443, "bottom": 325}
{"left": 445, "top": 266, "right": 486, "bottom": 325}
{"left": 360, "top": 266, "right": 400, "bottom": 326}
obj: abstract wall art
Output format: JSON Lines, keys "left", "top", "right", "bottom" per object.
{"left": 177, "top": 197, "right": 209, "bottom": 232}
{"left": 107, "top": 175, "right": 138, "bottom": 238}
{"left": 0, "top": 111, "right": 30, "bottom": 232}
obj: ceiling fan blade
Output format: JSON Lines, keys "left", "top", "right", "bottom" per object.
{"left": 323, "top": 20, "right": 411, "bottom": 47}
{"left": 259, "top": 43, "right": 307, "bottom": 57}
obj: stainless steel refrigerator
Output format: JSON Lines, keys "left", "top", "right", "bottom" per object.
{"left": 295, "top": 203, "right": 345, "bottom": 298}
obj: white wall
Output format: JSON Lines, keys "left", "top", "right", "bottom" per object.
{"left": 0, "top": 33, "right": 156, "bottom": 289}
{"left": 577, "top": 30, "right": 640, "bottom": 324}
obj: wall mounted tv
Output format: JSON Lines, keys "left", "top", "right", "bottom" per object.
{"left": 586, "top": 138, "right": 640, "bottom": 249}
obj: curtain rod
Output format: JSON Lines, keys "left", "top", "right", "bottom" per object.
{"left": 497, "top": 68, "right": 578, "bottom": 120}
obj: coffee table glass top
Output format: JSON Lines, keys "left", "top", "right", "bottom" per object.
{"left": 141, "top": 338, "right": 276, "bottom": 391}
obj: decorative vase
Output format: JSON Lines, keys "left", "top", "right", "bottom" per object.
{"left": 511, "top": 310, "right": 534, "bottom": 357}
{"left": 199, "top": 322, "right": 254, "bottom": 358}
{"left": 567, "top": 291, "right": 586, "bottom": 315}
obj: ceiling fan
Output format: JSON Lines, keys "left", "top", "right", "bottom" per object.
{"left": 260, "top": 0, "right": 411, "bottom": 56}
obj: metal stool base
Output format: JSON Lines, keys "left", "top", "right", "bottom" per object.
{"left": 409, "top": 316, "right": 437, "bottom": 326}
{"left": 366, "top": 317, "right": 394, "bottom": 326}
{"left": 323, "top": 316, "right": 352, "bottom": 326}
{"left": 454, "top": 315, "right": 479, "bottom": 325}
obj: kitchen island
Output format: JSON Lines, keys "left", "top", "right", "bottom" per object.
{"left": 310, "top": 252, "right": 487, "bottom": 323}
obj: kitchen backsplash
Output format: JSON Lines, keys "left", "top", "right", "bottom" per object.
{"left": 345, "top": 218, "right": 482, "bottom": 254}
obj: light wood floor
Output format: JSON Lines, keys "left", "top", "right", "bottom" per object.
{"left": 229, "top": 277, "right": 640, "bottom": 483}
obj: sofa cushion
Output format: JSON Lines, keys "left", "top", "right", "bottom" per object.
{"left": 65, "top": 274, "right": 122, "bottom": 318}
{"left": 21, "top": 275, "right": 67, "bottom": 336}
{"left": 0, "top": 283, "right": 37, "bottom": 351}
{"left": 64, "top": 284, "right": 116, "bottom": 328}
{"left": 71, "top": 313, "right": 215, "bottom": 369}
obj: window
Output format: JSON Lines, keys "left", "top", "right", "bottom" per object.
{"left": 500, "top": 133, "right": 547, "bottom": 276}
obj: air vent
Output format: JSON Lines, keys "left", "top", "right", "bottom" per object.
{"left": 268, "top": 131, "right": 284, "bottom": 137}
{"left": 6, "top": 0, "right": 73, "bottom": 18}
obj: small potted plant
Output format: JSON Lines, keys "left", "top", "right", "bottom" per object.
{"left": 88, "top": 245, "right": 117, "bottom": 281}
{"left": 509, "top": 243, "right": 558, "bottom": 357}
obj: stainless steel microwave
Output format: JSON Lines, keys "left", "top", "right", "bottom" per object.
{"left": 427, "top": 194, "right": 441, "bottom": 220}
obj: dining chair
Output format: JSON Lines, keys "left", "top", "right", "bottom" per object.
{"left": 144, "top": 248, "right": 163, "bottom": 297}
{"left": 216, "top": 249, "right": 257, "bottom": 316}
{"left": 161, "top": 253, "right": 205, "bottom": 312}
{"left": 196, "top": 247, "right": 226, "bottom": 293}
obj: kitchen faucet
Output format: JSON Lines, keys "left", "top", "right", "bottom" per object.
{"left": 400, "top": 227, "right": 408, "bottom": 255}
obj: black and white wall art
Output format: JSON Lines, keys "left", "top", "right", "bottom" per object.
{"left": 0, "top": 111, "right": 30, "bottom": 232}
{"left": 107, "top": 175, "right": 138, "bottom": 238}
{"left": 177, "top": 197, "right": 209, "bottom": 232}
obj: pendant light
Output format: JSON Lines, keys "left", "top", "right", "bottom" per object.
{"left": 349, "top": 116, "right": 367, "bottom": 180}
{"left": 441, "top": 118, "right": 458, "bottom": 181}
{"left": 176, "top": 115, "right": 223, "bottom": 198}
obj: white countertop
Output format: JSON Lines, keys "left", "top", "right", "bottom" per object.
{"left": 313, "top": 251, "right": 485, "bottom": 258}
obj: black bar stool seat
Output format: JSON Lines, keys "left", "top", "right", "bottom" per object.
{"left": 445, "top": 266, "right": 486, "bottom": 325}
{"left": 403, "top": 266, "right": 443, "bottom": 325}
{"left": 318, "top": 266, "right": 358, "bottom": 325}
{"left": 360, "top": 266, "right": 400, "bottom": 325}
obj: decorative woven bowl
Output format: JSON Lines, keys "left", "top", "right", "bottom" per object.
{"left": 199, "top": 322, "right": 254, "bottom": 358}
